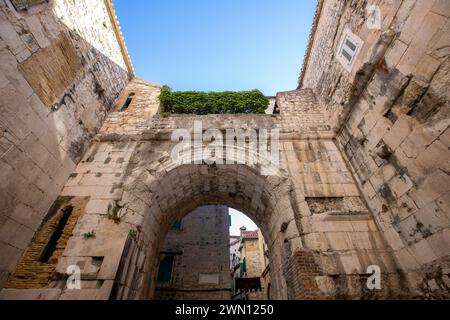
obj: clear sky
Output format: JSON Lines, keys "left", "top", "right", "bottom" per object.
{"left": 229, "top": 208, "right": 258, "bottom": 236}
{"left": 113, "top": 0, "right": 317, "bottom": 96}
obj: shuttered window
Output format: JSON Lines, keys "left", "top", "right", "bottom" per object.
{"left": 157, "top": 256, "right": 174, "bottom": 282}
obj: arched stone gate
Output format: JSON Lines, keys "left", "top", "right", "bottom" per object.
{"left": 1, "top": 80, "right": 408, "bottom": 300}
{"left": 116, "top": 161, "right": 296, "bottom": 299}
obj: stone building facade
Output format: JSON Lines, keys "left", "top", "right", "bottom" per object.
{"left": 154, "top": 205, "right": 231, "bottom": 300}
{"left": 0, "top": 0, "right": 449, "bottom": 300}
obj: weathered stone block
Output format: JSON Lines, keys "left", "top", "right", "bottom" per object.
{"left": 415, "top": 140, "right": 450, "bottom": 175}
{"left": 383, "top": 227, "right": 405, "bottom": 251}
{"left": 385, "top": 39, "right": 408, "bottom": 68}
{"left": 58, "top": 280, "right": 114, "bottom": 300}
{"left": 0, "top": 288, "right": 61, "bottom": 300}
{"left": 409, "top": 239, "right": 438, "bottom": 266}
{"left": 387, "top": 173, "right": 414, "bottom": 199}
{"left": 427, "top": 229, "right": 450, "bottom": 259}
{"left": 415, "top": 54, "right": 441, "bottom": 82}
{"left": 24, "top": 15, "right": 50, "bottom": 49}
{"left": 409, "top": 170, "right": 450, "bottom": 208}
{"left": 55, "top": 256, "right": 103, "bottom": 280}
{"left": 394, "top": 247, "right": 419, "bottom": 272}
{"left": 338, "top": 252, "right": 363, "bottom": 274}
{"left": 326, "top": 232, "right": 352, "bottom": 251}
{"left": 383, "top": 115, "right": 415, "bottom": 151}
{"left": 414, "top": 201, "right": 450, "bottom": 235}
{"left": 0, "top": 242, "right": 23, "bottom": 272}
{"left": 303, "top": 233, "right": 329, "bottom": 251}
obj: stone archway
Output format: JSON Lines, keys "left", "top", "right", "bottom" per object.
{"left": 1, "top": 80, "right": 410, "bottom": 300}
{"left": 114, "top": 161, "right": 302, "bottom": 300}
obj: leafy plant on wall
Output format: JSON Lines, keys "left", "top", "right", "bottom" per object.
{"left": 159, "top": 85, "right": 269, "bottom": 115}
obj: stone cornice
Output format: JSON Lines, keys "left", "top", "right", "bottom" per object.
{"left": 104, "top": 0, "right": 135, "bottom": 78}
{"left": 297, "top": 0, "right": 324, "bottom": 89}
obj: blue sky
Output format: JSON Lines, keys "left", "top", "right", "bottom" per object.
{"left": 113, "top": 0, "right": 317, "bottom": 96}
{"left": 229, "top": 208, "right": 258, "bottom": 236}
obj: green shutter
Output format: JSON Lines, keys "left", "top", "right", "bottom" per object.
{"left": 157, "top": 256, "right": 174, "bottom": 282}
{"left": 228, "top": 214, "right": 232, "bottom": 227}
{"left": 171, "top": 219, "right": 182, "bottom": 230}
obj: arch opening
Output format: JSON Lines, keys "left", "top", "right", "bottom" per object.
{"left": 153, "top": 205, "right": 270, "bottom": 300}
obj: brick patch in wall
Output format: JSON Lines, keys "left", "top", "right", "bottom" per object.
{"left": 284, "top": 249, "right": 325, "bottom": 300}
{"left": 5, "top": 196, "right": 88, "bottom": 289}
{"left": 18, "top": 32, "right": 82, "bottom": 107}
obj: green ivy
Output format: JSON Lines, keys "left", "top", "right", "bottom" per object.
{"left": 159, "top": 85, "right": 268, "bottom": 115}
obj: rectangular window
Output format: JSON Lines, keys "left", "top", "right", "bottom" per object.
{"left": 157, "top": 256, "right": 174, "bottom": 282}
{"left": 336, "top": 28, "right": 363, "bottom": 72}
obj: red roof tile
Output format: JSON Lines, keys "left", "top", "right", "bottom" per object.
{"left": 241, "top": 229, "right": 259, "bottom": 239}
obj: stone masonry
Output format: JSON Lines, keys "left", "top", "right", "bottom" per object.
{"left": 1, "top": 76, "right": 405, "bottom": 300}
{"left": 300, "top": 0, "right": 450, "bottom": 298}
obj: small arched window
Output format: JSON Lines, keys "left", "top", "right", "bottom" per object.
{"left": 120, "top": 92, "right": 135, "bottom": 111}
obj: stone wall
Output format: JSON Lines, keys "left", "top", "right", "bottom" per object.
{"left": 0, "top": 0, "right": 130, "bottom": 289}
{"left": 155, "top": 205, "right": 231, "bottom": 300}
{"left": 301, "top": 0, "right": 450, "bottom": 298}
